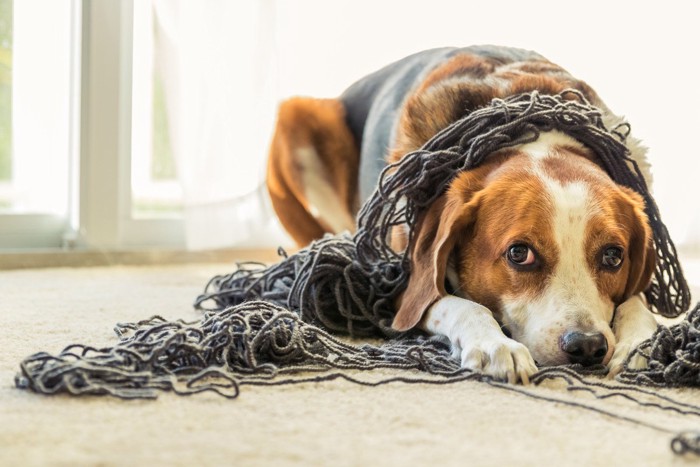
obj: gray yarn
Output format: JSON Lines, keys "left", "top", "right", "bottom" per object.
{"left": 618, "top": 302, "right": 700, "bottom": 387}
{"left": 14, "top": 299, "right": 700, "bottom": 455}
{"left": 354, "top": 90, "right": 689, "bottom": 319}
{"left": 195, "top": 90, "right": 689, "bottom": 338}
{"left": 194, "top": 236, "right": 400, "bottom": 337}
{"left": 15, "top": 301, "right": 466, "bottom": 398}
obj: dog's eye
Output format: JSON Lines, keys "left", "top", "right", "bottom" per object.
{"left": 506, "top": 244, "right": 536, "bottom": 266}
{"left": 601, "top": 246, "right": 624, "bottom": 270}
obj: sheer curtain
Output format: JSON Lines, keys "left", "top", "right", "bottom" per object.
{"left": 151, "top": 0, "right": 700, "bottom": 251}
{"left": 152, "top": 0, "right": 288, "bottom": 250}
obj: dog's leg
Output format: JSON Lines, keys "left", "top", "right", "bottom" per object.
{"left": 422, "top": 296, "right": 538, "bottom": 384}
{"left": 267, "top": 97, "right": 360, "bottom": 247}
{"left": 607, "top": 294, "right": 659, "bottom": 377}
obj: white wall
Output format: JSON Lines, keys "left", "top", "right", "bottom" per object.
{"left": 272, "top": 0, "right": 700, "bottom": 246}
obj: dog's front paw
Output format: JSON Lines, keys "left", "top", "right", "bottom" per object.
{"left": 607, "top": 341, "right": 648, "bottom": 378}
{"left": 455, "top": 338, "right": 538, "bottom": 384}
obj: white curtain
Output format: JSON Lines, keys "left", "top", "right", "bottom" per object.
{"left": 152, "top": 0, "right": 289, "bottom": 250}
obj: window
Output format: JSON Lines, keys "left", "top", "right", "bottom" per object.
{"left": 0, "top": 0, "right": 77, "bottom": 249}
{"left": 0, "top": 1, "right": 185, "bottom": 250}
{"left": 3, "top": 1, "right": 267, "bottom": 251}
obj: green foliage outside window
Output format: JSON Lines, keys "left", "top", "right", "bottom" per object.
{"left": 0, "top": 0, "right": 12, "bottom": 182}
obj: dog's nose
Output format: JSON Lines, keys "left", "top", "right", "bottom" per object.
{"left": 560, "top": 331, "right": 607, "bottom": 366}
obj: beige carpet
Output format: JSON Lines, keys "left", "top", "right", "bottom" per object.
{"left": 2, "top": 260, "right": 700, "bottom": 466}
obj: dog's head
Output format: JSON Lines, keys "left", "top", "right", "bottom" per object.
{"left": 392, "top": 139, "right": 655, "bottom": 366}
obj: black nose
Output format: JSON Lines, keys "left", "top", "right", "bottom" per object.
{"left": 560, "top": 331, "right": 608, "bottom": 366}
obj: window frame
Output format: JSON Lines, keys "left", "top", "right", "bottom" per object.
{"left": 0, "top": 0, "right": 79, "bottom": 249}
{"left": 1, "top": 0, "right": 185, "bottom": 251}
{"left": 78, "top": 0, "right": 184, "bottom": 250}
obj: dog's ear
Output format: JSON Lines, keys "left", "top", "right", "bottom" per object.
{"left": 392, "top": 176, "right": 482, "bottom": 331}
{"left": 621, "top": 187, "right": 656, "bottom": 299}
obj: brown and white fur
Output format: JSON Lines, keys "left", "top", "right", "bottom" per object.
{"left": 266, "top": 46, "right": 658, "bottom": 383}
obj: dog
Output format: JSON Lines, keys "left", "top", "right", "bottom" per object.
{"left": 266, "top": 46, "right": 659, "bottom": 383}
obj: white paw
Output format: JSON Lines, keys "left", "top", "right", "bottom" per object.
{"left": 607, "top": 340, "right": 649, "bottom": 378}
{"left": 453, "top": 337, "right": 538, "bottom": 384}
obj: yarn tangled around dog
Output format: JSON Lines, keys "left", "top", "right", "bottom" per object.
{"left": 15, "top": 90, "right": 699, "bottom": 455}
{"left": 194, "top": 89, "right": 690, "bottom": 337}
{"left": 618, "top": 302, "right": 700, "bottom": 387}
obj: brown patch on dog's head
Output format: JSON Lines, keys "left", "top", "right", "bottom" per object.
{"left": 392, "top": 154, "right": 557, "bottom": 331}
{"left": 455, "top": 157, "right": 559, "bottom": 316}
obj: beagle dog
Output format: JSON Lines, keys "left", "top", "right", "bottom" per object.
{"left": 266, "top": 46, "right": 658, "bottom": 383}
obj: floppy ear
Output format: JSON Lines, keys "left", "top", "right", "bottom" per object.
{"left": 391, "top": 190, "right": 480, "bottom": 331}
{"left": 621, "top": 187, "right": 656, "bottom": 298}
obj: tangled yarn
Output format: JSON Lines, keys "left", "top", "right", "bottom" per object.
{"left": 194, "top": 90, "right": 689, "bottom": 340}
{"left": 15, "top": 90, "right": 699, "bottom": 455}
{"left": 193, "top": 236, "right": 400, "bottom": 337}
{"left": 17, "top": 89, "right": 698, "bottom": 391}
{"left": 15, "top": 298, "right": 700, "bottom": 455}
{"left": 353, "top": 90, "right": 689, "bottom": 319}
{"left": 15, "top": 301, "right": 469, "bottom": 399}
{"left": 618, "top": 302, "right": 700, "bottom": 387}
{"left": 17, "top": 286, "right": 699, "bottom": 398}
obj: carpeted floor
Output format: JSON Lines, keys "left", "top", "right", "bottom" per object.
{"left": 2, "top": 259, "right": 700, "bottom": 466}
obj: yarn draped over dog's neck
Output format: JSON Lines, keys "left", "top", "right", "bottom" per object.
{"left": 199, "top": 90, "right": 690, "bottom": 337}
{"left": 352, "top": 89, "right": 689, "bottom": 324}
